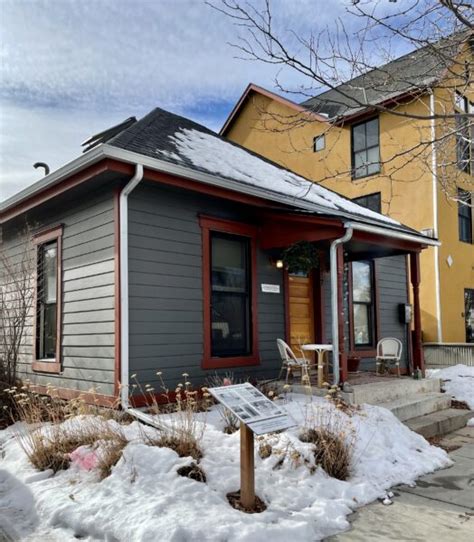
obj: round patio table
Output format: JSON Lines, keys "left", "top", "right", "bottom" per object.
{"left": 301, "top": 344, "right": 333, "bottom": 388}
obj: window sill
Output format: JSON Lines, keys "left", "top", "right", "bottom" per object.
{"left": 459, "top": 239, "right": 473, "bottom": 245}
{"left": 350, "top": 349, "right": 376, "bottom": 358}
{"left": 32, "top": 360, "right": 61, "bottom": 374}
{"left": 202, "top": 354, "right": 260, "bottom": 370}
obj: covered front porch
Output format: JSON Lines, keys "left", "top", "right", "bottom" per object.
{"left": 260, "top": 211, "right": 429, "bottom": 386}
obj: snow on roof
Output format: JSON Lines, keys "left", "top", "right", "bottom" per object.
{"left": 159, "top": 128, "right": 400, "bottom": 226}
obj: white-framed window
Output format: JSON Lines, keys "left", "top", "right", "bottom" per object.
{"left": 313, "top": 134, "right": 325, "bottom": 152}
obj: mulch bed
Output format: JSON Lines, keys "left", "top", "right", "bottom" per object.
{"left": 227, "top": 491, "right": 267, "bottom": 514}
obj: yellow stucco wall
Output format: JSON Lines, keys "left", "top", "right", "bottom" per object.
{"left": 226, "top": 86, "right": 473, "bottom": 342}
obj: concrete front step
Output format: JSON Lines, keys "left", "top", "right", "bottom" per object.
{"left": 405, "top": 408, "right": 474, "bottom": 439}
{"left": 343, "top": 377, "right": 441, "bottom": 405}
{"left": 376, "top": 392, "right": 451, "bottom": 422}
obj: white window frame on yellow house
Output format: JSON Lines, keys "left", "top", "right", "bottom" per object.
{"left": 454, "top": 92, "right": 474, "bottom": 175}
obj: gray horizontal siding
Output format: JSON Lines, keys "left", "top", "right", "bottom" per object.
{"left": 321, "top": 255, "right": 409, "bottom": 372}
{"left": 128, "top": 184, "right": 284, "bottom": 390}
{"left": 1, "top": 186, "right": 116, "bottom": 396}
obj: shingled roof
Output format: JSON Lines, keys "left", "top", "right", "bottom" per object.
{"left": 1, "top": 104, "right": 436, "bottom": 243}
{"left": 301, "top": 33, "right": 467, "bottom": 119}
{"left": 105, "top": 106, "right": 426, "bottom": 233}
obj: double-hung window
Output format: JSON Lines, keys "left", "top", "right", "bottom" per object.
{"left": 200, "top": 216, "right": 258, "bottom": 368}
{"left": 351, "top": 261, "right": 375, "bottom": 347}
{"left": 33, "top": 226, "right": 62, "bottom": 372}
{"left": 458, "top": 188, "right": 473, "bottom": 243}
{"left": 351, "top": 118, "right": 380, "bottom": 179}
{"left": 454, "top": 92, "right": 474, "bottom": 175}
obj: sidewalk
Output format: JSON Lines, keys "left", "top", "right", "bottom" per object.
{"left": 328, "top": 426, "right": 474, "bottom": 541}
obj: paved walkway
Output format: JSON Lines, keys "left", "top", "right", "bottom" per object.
{"left": 328, "top": 426, "right": 474, "bottom": 541}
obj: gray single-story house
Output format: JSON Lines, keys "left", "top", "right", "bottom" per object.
{"left": 0, "top": 108, "right": 438, "bottom": 407}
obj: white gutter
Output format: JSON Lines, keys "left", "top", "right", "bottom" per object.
{"left": 429, "top": 91, "right": 443, "bottom": 341}
{"left": 344, "top": 221, "right": 441, "bottom": 247}
{"left": 119, "top": 164, "right": 144, "bottom": 409}
{"left": 330, "top": 226, "right": 353, "bottom": 386}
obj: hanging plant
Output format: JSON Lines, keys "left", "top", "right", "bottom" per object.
{"left": 281, "top": 241, "right": 319, "bottom": 274}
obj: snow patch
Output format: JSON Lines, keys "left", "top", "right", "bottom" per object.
{"left": 427, "top": 365, "right": 474, "bottom": 409}
{"left": 158, "top": 128, "right": 400, "bottom": 226}
{"left": 1, "top": 395, "right": 451, "bottom": 541}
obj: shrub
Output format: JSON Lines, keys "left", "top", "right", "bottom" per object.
{"left": 300, "top": 404, "right": 354, "bottom": 481}
{"left": 139, "top": 373, "right": 211, "bottom": 462}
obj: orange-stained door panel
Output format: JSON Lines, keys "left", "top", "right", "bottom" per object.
{"left": 288, "top": 274, "right": 314, "bottom": 357}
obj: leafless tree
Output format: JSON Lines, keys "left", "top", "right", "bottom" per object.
{"left": 0, "top": 227, "right": 35, "bottom": 389}
{"left": 210, "top": 0, "right": 473, "bottom": 205}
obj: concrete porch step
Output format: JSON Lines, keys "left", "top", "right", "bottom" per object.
{"left": 376, "top": 392, "right": 451, "bottom": 422}
{"left": 405, "top": 408, "right": 474, "bottom": 439}
{"left": 344, "top": 377, "right": 441, "bottom": 405}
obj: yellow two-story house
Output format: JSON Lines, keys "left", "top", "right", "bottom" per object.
{"left": 222, "top": 36, "right": 473, "bottom": 344}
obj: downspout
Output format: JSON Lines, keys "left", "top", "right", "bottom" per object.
{"left": 118, "top": 165, "right": 164, "bottom": 428}
{"left": 330, "top": 226, "right": 353, "bottom": 386}
{"left": 119, "top": 164, "right": 143, "bottom": 410}
{"left": 429, "top": 90, "right": 443, "bottom": 342}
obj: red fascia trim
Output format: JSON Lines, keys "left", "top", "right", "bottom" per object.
{"left": 144, "top": 168, "right": 279, "bottom": 210}
{"left": 32, "top": 224, "right": 63, "bottom": 374}
{"left": 1, "top": 159, "right": 133, "bottom": 224}
{"left": 220, "top": 83, "right": 328, "bottom": 136}
{"left": 199, "top": 215, "right": 260, "bottom": 370}
{"left": 351, "top": 230, "right": 425, "bottom": 252}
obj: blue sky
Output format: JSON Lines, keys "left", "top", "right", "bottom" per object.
{"left": 1, "top": 0, "right": 410, "bottom": 200}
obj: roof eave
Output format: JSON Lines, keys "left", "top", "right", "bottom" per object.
{"left": 220, "top": 83, "right": 328, "bottom": 136}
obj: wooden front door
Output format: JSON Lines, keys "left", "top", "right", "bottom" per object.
{"left": 288, "top": 273, "right": 315, "bottom": 355}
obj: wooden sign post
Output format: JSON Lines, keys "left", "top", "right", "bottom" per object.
{"left": 240, "top": 422, "right": 255, "bottom": 509}
{"left": 208, "top": 383, "right": 295, "bottom": 510}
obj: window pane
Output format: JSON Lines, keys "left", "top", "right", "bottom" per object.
{"left": 353, "top": 193, "right": 381, "bottom": 213}
{"left": 314, "top": 135, "right": 325, "bottom": 152}
{"left": 212, "top": 235, "right": 247, "bottom": 292}
{"left": 366, "top": 118, "right": 379, "bottom": 148}
{"left": 354, "top": 150, "right": 368, "bottom": 178}
{"left": 353, "top": 304, "right": 370, "bottom": 345}
{"left": 43, "top": 243, "right": 57, "bottom": 303}
{"left": 352, "top": 123, "right": 366, "bottom": 152}
{"left": 366, "top": 146, "right": 380, "bottom": 175}
{"left": 211, "top": 292, "right": 250, "bottom": 356}
{"left": 42, "top": 303, "right": 57, "bottom": 358}
{"left": 352, "top": 261, "right": 372, "bottom": 302}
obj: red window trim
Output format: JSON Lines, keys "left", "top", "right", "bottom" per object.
{"left": 32, "top": 224, "right": 63, "bottom": 374}
{"left": 199, "top": 215, "right": 259, "bottom": 369}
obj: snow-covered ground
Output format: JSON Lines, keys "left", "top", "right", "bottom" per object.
{"left": 0, "top": 394, "right": 451, "bottom": 542}
{"left": 427, "top": 364, "right": 474, "bottom": 409}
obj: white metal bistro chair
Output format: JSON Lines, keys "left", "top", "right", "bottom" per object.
{"left": 376, "top": 338, "right": 403, "bottom": 377}
{"left": 276, "top": 338, "right": 311, "bottom": 384}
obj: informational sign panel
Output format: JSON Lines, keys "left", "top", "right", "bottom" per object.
{"left": 208, "top": 383, "right": 295, "bottom": 435}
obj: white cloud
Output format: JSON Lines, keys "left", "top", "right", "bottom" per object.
{"left": 0, "top": 0, "right": 355, "bottom": 200}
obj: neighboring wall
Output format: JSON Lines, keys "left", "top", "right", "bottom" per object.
{"left": 225, "top": 92, "right": 440, "bottom": 340}
{"left": 127, "top": 182, "right": 285, "bottom": 391}
{"left": 0, "top": 186, "right": 117, "bottom": 396}
{"left": 322, "top": 256, "right": 409, "bottom": 370}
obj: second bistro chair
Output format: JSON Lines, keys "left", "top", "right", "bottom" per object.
{"left": 376, "top": 337, "right": 403, "bottom": 377}
{"left": 277, "top": 338, "right": 311, "bottom": 384}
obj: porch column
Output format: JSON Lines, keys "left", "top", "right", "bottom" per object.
{"left": 337, "top": 245, "right": 348, "bottom": 382}
{"left": 409, "top": 251, "right": 424, "bottom": 375}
